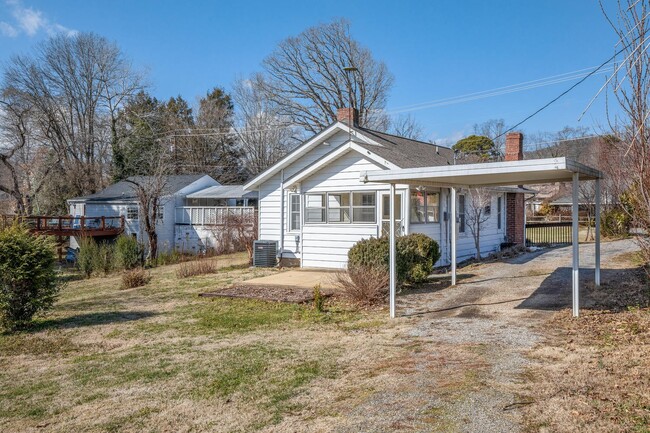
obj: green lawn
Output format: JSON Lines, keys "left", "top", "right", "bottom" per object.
{"left": 0, "top": 253, "right": 386, "bottom": 433}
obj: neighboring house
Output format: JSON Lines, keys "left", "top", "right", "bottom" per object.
{"left": 175, "top": 185, "right": 258, "bottom": 253}
{"left": 244, "top": 108, "right": 526, "bottom": 269}
{"left": 68, "top": 175, "right": 257, "bottom": 253}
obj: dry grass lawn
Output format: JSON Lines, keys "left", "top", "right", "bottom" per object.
{"left": 0, "top": 253, "right": 399, "bottom": 433}
{"left": 521, "top": 252, "right": 650, "bottom": 433}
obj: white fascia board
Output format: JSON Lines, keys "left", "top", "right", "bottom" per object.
{"left": 243, "top": 122, "right": 385, "bottom": 191}
{"left": 361, "top": 157, "right": 602, "bottom": 187}
{"left": 283, "top": 141, "right": 398, "bottom": 189}
{"left": 243, "top": 123, "right": 347, "bottom": 191}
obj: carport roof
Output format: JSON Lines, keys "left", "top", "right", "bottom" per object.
{"left": 360, "top": 157, "right": 602, "bottom": 187}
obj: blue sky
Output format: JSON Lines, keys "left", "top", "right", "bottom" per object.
{"left": 0, "top": 0, "right": 621, "bottom": 145}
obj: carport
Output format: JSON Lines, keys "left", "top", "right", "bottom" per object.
{"left": 360, "top": 157, "right": 603, "bottom": 319}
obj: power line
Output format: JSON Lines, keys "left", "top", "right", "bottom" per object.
{"left": 495, "top": 31, "right": 647, "bottom": 140}
{"left": 384, "top": 64, "right": 615, "bottom": 115}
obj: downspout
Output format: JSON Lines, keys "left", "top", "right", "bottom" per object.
{"left": 279, "top": 169, "right": 285, "bottom": 267}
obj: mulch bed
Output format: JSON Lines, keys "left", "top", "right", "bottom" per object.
{"left": 199, "top": 285, "right": 336, "bottom": 303}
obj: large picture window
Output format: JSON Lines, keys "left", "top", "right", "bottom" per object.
{"left": 289, "top": 194, "right": 301, "bottom": 231}
{"left": 410, "top": 190, "right": 440, "bottom": 223}
{"left": 352, "top": 192, "right": 377, "bottom": 223}
{"left": 305, "top": 194, "right": 325, "bottom": 223}
{"left": 302, "top": 191, "right": 377, "bottom": 224}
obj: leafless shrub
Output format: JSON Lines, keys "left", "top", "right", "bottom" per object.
{"left": 333, "top": 265, "right": 389, "bottom": 306}
{"left": 176, "top": 259, "right": 217, "bottom": 279}
{"left": 208, "top": 212, "right": 258, "bottom": 263}
{"left": 120, "top": 267, "right": 151, "bottom": 289}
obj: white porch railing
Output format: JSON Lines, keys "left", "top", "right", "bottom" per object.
{"left": 175, "top": 206, "right": 256, "bottom": 226}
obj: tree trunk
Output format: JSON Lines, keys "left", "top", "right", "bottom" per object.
{"left": 146, "top": 229, "right": 158, "bottom": 262}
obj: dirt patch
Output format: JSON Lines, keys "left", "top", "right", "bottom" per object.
{"left": 200, "top": 285, "right": 336, "bottom": 303}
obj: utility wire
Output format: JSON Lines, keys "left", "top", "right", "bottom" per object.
{"left": 494, "top": 31, "right": 647, "bottom": 141}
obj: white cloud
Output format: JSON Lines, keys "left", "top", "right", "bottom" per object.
{"left": 0, "top": 21, "right": 18, "bottom": 37}
{"left": 12, "top": 5, "right": 45, "bottom": 35}
{"left": 1, "top": 0, "right": 77, "bottom": 38}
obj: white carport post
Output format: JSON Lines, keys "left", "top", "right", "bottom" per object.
{"left": 450, "top": 187, "right": 457, "bottom": 286}
{"left": 572, "top": 173, "right": 580, "bottom": 317}
{"left": 595, "top": 178, "right": 601, "bottom": 287}
{"left": 389, "top": 183, "right": 396, "bottom": 319}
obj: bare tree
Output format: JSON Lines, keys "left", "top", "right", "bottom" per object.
{"left": 389, "top": 114, "right": 425, "bottom": 140}
{"left": 125, "top": 156, "right": 171, "bottom": 262}
{"left": 258, "top": 19, "right": 393, "bottom": 134}
{"left": 233, "top": 77, "right": 298, "bottom": 176}
{"left": 473, "top": 119, "right": 506, "bottom": 158}
{"left": 465, "top": 188, "right": 492, "bottom": 260}
{"left": 602, "top": 0, "right": 650, "bottom": 263}
{"left": 2, "top": 32, "right": 143, "bottom": 211}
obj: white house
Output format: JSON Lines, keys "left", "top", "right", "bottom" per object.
{"left": 67, "top": 175, "right": 257, "bottom": 253}
{"left": 244, "top": 108, "right": 527, "bottom": 269}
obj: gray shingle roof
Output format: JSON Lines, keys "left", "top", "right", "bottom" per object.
{"left": 352, "top": 127, "right": 454, "bottom": 168}
{"left": 69, "top": 175, "right": 208, "bottom": 202}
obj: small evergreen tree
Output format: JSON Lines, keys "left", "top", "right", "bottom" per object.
{"left": 0, "top": 225, "right": 59, "bottom": 331}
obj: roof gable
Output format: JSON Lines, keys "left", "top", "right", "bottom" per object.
{"left": 244, "top": 122, "right": 453, "bottom": 190}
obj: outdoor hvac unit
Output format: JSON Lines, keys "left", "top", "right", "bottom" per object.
{"left": 253, "top": 240, "right": 278, "bottom": 267}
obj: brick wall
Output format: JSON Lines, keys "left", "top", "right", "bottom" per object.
{"left": 506, "top": 193, "right": 525, "bottom": 245}
{"left": 505, "top": 132, "right": 525, "bottom": 245}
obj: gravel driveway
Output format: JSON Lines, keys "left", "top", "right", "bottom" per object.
{"left": 337, "top": 238, "right": 639, "bottom": 433}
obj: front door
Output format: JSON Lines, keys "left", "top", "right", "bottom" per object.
{"left": 380, "top": 191, "right": 404, "bottom": 237}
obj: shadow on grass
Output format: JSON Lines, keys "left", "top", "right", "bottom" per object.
{"left": 27, "top": 310, "right": 157, "bottom": 333}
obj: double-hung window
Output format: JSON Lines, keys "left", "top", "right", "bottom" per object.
{"left": 352, "top": 192, "right": 376, "bottom": 223}
{"left": 410, "top": 190, "right": 440, "bottom": 223}
{"left": 327, "top": 193, "right": 350, "bottom": 223}
{"left": 305, "top": 194, "right": 325, "bottom": 223}
{"left": 410, "top": 190, "right": 426, "bottom": 223}
{"left": 458, "top": 195, "right": 466, "bottom": 233}
{"left": 289, "top": 194, "right": 301, "bottom": 231}
{"left": 497, "top": 195, "right": 503, "bottom": 230}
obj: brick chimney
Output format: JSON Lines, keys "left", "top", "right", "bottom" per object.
{"left": 504, "top": 132, "right": 525, "bottom": 245}
{"left": 505, "top": 132, "right": 524, "bottom": 161}
{"left": 337, "top": 107, "right": 359, "bottom": 126}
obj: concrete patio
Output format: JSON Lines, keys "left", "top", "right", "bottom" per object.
{"left": 243, "top": 269, "right": 340, "bottom": 290}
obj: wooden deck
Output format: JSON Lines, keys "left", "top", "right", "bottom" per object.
{"left": 1, "top": 215, "right": 125, "bottom": 237}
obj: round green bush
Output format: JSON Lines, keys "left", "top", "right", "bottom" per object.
{"left": 348, "top": 233, "right": 441, "bottom": 284}
{"left": 0, "top": 225, "right": 59, "bottom": 331}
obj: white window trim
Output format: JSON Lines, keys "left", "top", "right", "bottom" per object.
{"left": 126, "top": 205, "right": 139, "bottom": 221}
{"left": 326, "top": 192, "right": 352, "bottom": 224}
{"left": 304, "top": 193, "right": 326, "bottom": 224}
{"left": 352, "top": 191, "right": 378, "bottom": 224}
{"left": 288, "top": 193, "right": 301, "bottom": 232}
{"left": 458, "top": 194, "right": 466, "bottom": 234}
{"left": 410, "top": 189, "right": 441, "bottom": 224}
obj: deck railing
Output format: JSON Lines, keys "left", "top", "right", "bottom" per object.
{"left": 175, "top": 206, "right": 256, "bottom": 226}
{"left": 1, "top": 215, "right": 125, "bottom": 234}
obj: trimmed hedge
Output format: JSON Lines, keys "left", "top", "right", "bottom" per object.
{"left": 348, "top": 233, "right": 441, "bottom": 284}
